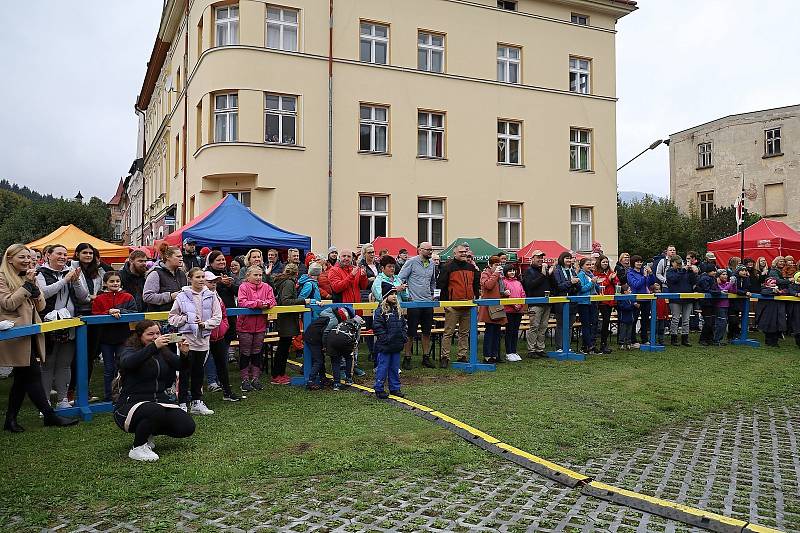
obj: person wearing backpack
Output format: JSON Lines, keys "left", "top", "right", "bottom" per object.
{"left": 372, "top": 283, "right": 408, "bottom": 399}
{"left": 205, "top": 272, "right": 241, "bottom": 402}
{"left": 326, "top": 307, "right": 364, "bottom": 390}
{"left": 91, "top": 271, "right": 137, "bottom": 402}
{"left": 272, "top": 264, "right": 307, "bottom": 385}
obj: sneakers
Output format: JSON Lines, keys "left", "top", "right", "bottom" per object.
{"left": 344, "top": 379, "right": 354, "bottom": 387}
{"left": 190, "top": 400, "right": 214, "bottom": 415}
{"left": 332, "top": 383, "right": 341, "bottom": 391}
{"left": 251, "top": 379, "right": 265, "bottom": 390}
{"left": 270, "top": 376, "right": 288, "bottom": 386}
{"left": 375, "top": 390, "right": 389, "bottom": 399}
{"left": 129, "top": 444, "right": 159, "bottom": 462}
{"left": 207, "top": 382, "right": 222, "bottom": 393}
{"left": 306, "top": 382, "right": 322, "bottom": 391}
{"left": 509, "top": 353, "right": 522, "bottom": 362}
{"left": 178, "top": 403, "right": 188, "bottom": 412}
{"left": 389, "top": 390, "right": 405, "bottom": 398}
{"left": 223, "top": 392, "right": 242, "bottom": 402}
{"left": 56, "top": 399, "right": 71, "bottom": 410}
{"left": 402, "top": 357, "right": 412, "bottom": 370}
{"left": 146, "top": 436, "right": 156, "bottom": 451}
{"left": 354, "top": 367, "right": 366, "bottom": 377}
{"left": 631, "top": 343, "right": 641, "bottom": 349}
{"left": 241, "top": 380, "right": 254, "bottom": 392}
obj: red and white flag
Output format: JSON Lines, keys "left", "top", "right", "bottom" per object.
{"left": 735, "top": 192, "right": 744, "bottom": 228}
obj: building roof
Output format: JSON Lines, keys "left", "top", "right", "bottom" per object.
{"left": 670, "top": 104, "right": 800, "bottom": 137}
{"left": 108, "top": 178, "right": 124, "bottom": 206}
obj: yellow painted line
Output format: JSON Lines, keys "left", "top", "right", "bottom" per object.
{"left": 429, "top": 411, "right": 501, "bottom": 444}
{"left": 678, "top": 293, "right": 705, "bottom": 299}
{"left": 775, "top": 296, "right": 800, "bottom": 302}
{"left": 143, "top": 311, "right": 170, "bottom": 320}
{"left": 439, "top": 300, "right": 477, "bottom": 308}
{"left": 634, "top": 294, "right": 655, "bottom": 300}
{"left": 590, "top": 295, "right": 615, "bottom": 302}
{"left": 392, "top": 397, "right": 435, "bottom": 412}
{"left": 546, "top": 296, "right": 569, "bottom": 303}
{"left": 351, "top": 302, "right": 379, "bottom": 311}
{"left": 40, "top": 318, "right": 83, "bottom": 332}
{"left": 498, "top": 298, "right": 527, "bottom": 305}
{"left": 270, "top": 305, "right": 309, "bottom": 314}
{"left": 588, "top": 481, "right": 748, "bottom": 527}
{"left": 496, "top": 442, "right": 588, "bottom": 482}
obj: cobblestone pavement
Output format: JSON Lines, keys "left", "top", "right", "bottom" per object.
{"left": 22, "top": 401, "right": 800, "bottom": 532}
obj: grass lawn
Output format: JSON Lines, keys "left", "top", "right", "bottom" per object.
{"left": 1, "top": 332, "right": 798, "bottom": 529}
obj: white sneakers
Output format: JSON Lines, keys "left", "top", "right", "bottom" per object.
{"left": 190, "top": 400, "right": 214, "bottom": 415}
{"left": 207, "top": 382, "right": 222, "bottom": 393}
{"left": 56, "top": 399, "right": 71, "bottom": 409}
{"left": 504, "top": 353, "right": 522, "bottom": 362}
{"left": 179, "top": 403, "right": 188, "bottom": 412}
{"left": 146, "top": 436, "right": 156, "bottom": 450}
{"left": 129, "top": 444, "right": 159, "bottom": 462}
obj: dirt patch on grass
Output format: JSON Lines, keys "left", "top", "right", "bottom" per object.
{"left": 286, "top": 442, "right": 314, "bottom": 455}
{"left": 398, "top": 373, "right": 472, "bottom": 386}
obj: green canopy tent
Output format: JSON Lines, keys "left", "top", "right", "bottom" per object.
{"left": 440, "top": 237, "right": 517, "bottom": 264}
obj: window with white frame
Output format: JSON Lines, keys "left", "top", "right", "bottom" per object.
{"left": 418, "top": 111, "right": 444, "bottom": 158}
{"left": 497, "top": 45, "right": 521, "bottom": 84}
{"left": 418, "top": 198, "right": 445, "bottom": 247}
{"left": 418, "top": 31, "right": 444, "bottom": 73}
{"left": 497, "top": 0, "right": 517, "bottom": 10}
{"left": 225, "top": 190, "right": 252, "bottom": 208}
{"left": 570, "top": 207, "right": 592, "bottom": 252}
{"left": 569, "top": 57, "right": 590, "bottom": 94}
{"left": 214, "top": 93, "right": 238, "bottom": 142}
{"left": 266, "top": 6, "right": 298, "bottom": 51}
{"left": 215, "top": 5, "right": 239, "bottom": 46}
{"left": 497, "top": 120, "right": 521, "bottom": 164}
{"left": 498, "top": 203, "right": 522, "bottom": 250}
{"left": 697, "top": 142, "right": 713, "bottom": 168}
{"left": 359, "top": 104, "right": 388, "bottom": 153}
{"left": 765, "top": 128, "right": 782, "bottom": 156}
{"left": 570, "top": 128, "right": 591, "bottom": 171}
{"left": 359, "top": 195, "right": 388, "bottom": 244}
{"left": 698, "top": 191, "right": 714, "bottom": 221}
{"left": 571, "top": 13, "right": 589, "bottom": 25}
{"left": 360, "top": 22, "right": 388, "bottom": 64}
{"left": 265, "top": 94, "right": 297, "bottom": 145}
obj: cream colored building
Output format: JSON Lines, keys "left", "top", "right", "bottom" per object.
{"left": 133, "top": 0, "right": 636, "bottom": 254}
{"left": 669, "top": 105, "right": 800, "bottom": 229}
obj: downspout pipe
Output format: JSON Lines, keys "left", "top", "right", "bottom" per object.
{"left": 327, "top": 0, "right": 334, "bottom": 248}
{"left": 181, "top": 0, "right": 189, "bottom": 225}
{"left": 135, "top": 107, "right": 147, "bottom": 246}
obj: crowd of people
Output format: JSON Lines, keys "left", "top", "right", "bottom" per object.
{"left": 1, "top": 237, "right": 799, "bottom": 461}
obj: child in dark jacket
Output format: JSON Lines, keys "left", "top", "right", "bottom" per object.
{"left": 373, "top": 282, "right": 408, "bottom": 399}
{"left": 616, "top": 287, "right": 638, "bottom": 350}
{"left": 695, "top": 265, "right": 719, "bottom": 346}
{"left": 92, "top": 271, "right": 137, "bottom": 401}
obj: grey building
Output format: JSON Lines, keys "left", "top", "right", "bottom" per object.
{"left": 669, "top": 104, "right": 800, "bottom": 230}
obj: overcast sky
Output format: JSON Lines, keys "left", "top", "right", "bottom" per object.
{"left": 1, "top": 0, "right": 798, "bottom": 201}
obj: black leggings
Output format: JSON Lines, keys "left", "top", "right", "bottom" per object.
{"left": 115, "top": 402, "right": 195, "bottom": 447}
{"left": 209, "top": 340, "right": 232, "bottom": 395}
{"left": 273, "top": 337, "right": 291, "bottom": 378}
{"left": 598, "top": 305, "right": 612, "bottom": 346}
{"left": 6, "top": 353, "right": 54, "bottom": 421}
{"left": 178, "top": 350, "right": 207, "bottom": 404}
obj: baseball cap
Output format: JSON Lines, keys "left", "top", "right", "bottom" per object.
{"left": 530, "top": 249, "right": 545, "bottom": 257}
{"left": 183, "top": 238, "right": 196, "bottom": 245}
{"left": 203, "top": 271, "right": 221, "bottom": 281}
{"left": 705, "top": 252, "right": 717, "bottom": 260}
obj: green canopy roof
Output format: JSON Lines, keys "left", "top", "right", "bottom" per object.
{"left": 440, "top": 237, "right": 517, "bottom": 263}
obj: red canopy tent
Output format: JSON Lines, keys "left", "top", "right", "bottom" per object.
{"left": 158, "top": 196, "right": 227, "bottom": 248}
{"left": 707, "top": 219, "right": 800, "bottom": 265}
{"left": 371, "top": 236, "right": 416, "bottom": 256}
{"left": 517, "top": 240, "right": 583, "bottom": 265}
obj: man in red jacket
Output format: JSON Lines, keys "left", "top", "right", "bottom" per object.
{"left": 327, "top": 248, "right": 368, "bottom": 375}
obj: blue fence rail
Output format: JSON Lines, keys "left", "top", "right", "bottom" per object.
{"left": 0, "top": 293, "right": 795, "bottom": 420}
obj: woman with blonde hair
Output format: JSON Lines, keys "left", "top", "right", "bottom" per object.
{"left": 1, "top": 244, "right": 77, "bottom": 432}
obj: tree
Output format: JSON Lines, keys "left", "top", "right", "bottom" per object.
{"left": 0, "top": 189, "right": 30, "bottom": 222}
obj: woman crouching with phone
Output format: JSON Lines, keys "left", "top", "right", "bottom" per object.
{"left": 114, "top": 320, "right": 195, "bottom": 461}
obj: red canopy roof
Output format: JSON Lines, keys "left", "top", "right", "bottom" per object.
{"left": 707, "top": 219, "right": 800, "bottom": 265}
{"left": 158, "top": 196, "right": 227, "bottom": 247}
{"left": 517, "top": 240, "right": 582, "bottom": 265}
{"left": 371, "top": 236, "right": 416, "bottom": 257}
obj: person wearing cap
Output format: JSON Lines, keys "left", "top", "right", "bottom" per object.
{"left": 182, "top": 239, "right": 203, "bottom": 270}
{"left": 522, "top": 250, "right": 551, "bottom": 358}
{"left": 700, "top": 251, "right": 718, "bottom": 274}
{"left": 372, "top": 282, "right": 408, "bottom": 399}
{"left": 167, "top": 267, "right": 222, "bottom": 415}
{"left": 327, "top": 247, "right": 338, "bottom": 267}
{"left": 398, "top": 242, "right": 437, "bottom": 369}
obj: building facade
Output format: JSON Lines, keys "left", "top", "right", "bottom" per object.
{"left": 107, "top": 178, "right": 125, "bottom": 244}
{"left": 669, "top": 105, "right": 800, "bottom": 230}
{"left": 131, "top": 0, "right": 636, "bottom": 254}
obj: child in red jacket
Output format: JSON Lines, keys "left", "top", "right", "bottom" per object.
{"left": 652, "top": 282, "right": 670, "bottom": 345}
{"left": 92, "top": 271, "right": 137, "bottom": 401}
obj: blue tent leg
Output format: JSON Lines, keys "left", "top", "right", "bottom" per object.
{"left": 641, "top": 299, "right": 665, "bottom": 352}
{"left": 58, "top": 324, "right": 93, "bottom": 421}
{"left": 291, "top": 310, "right": 312, "bottom": 386}
{"left": 731, "top": 298, "right": 760, "bottom": 347}
{"left": 548, "top": 301, "right": 584, "bottom": 361}
{"left": 451, "top": 307, "right": 495, "bottom": 373}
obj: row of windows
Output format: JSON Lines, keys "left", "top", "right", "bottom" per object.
{"left": 357, "top": 194, "right": 593, "bottom": 252}
{"left": 697, "top": 181, "right": 788, "bottom": 221}
{"left": 496, "top": 0, "right": 591, "bottom": 26}
{"left": 211, "top": 5, "right": 594, "bottom": 94}
{"left": 696, "top": 127, "right": 784, "bottom": 169}
{"left": 210, "top": 92, "right": 594, "bottom": 170}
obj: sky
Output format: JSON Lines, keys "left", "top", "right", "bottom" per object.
{"left": 0, "top": 0, "right": 798, "bottom": 201}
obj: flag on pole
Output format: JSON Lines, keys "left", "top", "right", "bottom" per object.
{"left": 735, "top": 190, "right": 745, "bottom": 228}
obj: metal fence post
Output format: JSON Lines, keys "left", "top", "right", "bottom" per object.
{"left": 547, "top": 298, "right": 584, "bottom": 361}
{"left": 731, "top": 296, "right": 760, "bottom": 347}
{"left": 640, "top": 297, "right": 665, "bottom": 352}
{"left": 74, "top": 323, "right": 93, "bottom": 421}
{"left": 451, "top": 304, "right": 495, "bottom": 373}
{"left": 290, "top": 306, "right": 312, "bottom": 387}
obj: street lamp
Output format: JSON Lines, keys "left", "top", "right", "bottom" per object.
{"left": 617, "top": 138, "right": 670, "bottom": 172}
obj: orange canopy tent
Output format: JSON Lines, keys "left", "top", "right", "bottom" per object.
{"left": 371, "top": 236, "right": 416, "bottom": 256}
{"left": 27, "top": 225, "right": 130, "bottom": 263}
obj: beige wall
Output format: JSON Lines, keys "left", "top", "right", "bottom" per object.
{"left": 669, "top": 105, "right": 800, "bottom": 230}
{"left": 137, "top": 0, "right": 633, "bottom": 254}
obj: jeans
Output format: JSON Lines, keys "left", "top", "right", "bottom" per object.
{"left": 209, "top": 339, "right": 233, "bottom": 395}
{"left": 577, "top": 304, "right": 597, "bottom": 349}
{"left": 669, "top": 302, "right": 693, "bottom": 335}
{"left": 713, "top": 307, "right": 728, "bottom": 343}
{"left": 525, "top": 304, "right": 550, "bottom": 352}
{"left": 178, "top": 350, "right": 207, "bottom": 404}
{"left": 598, "top": 305, "right": 612, "bottom": 347}
{"left": 554, "top": 304, "right": 577, "bottom": 350}
{"left": 307, "top": 341, "right": 325, "bottom": 385}
{"left": 504, "top": 313, "right": 523, "bottom": 354}
{"left": 99, "top": 343, "right": 124, "bottom": 402}
{"left": 619, "top": 322, "right": 634, "bottom": 345}
{"left": 374, "top": 352, "right": 401, "bottom": 393}
{"left": 41, "top": 340, "right": 75, "bottom": 403}
{"left": 205, "top": 354, "right": 218, "bottom": 385}
{"left": 483, "top": 323, "right": 502, "bottom": 359}
{"left": 656, "top": 319, "right": 669, "bottom": 344}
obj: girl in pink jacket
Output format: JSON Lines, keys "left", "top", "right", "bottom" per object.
{"left": 502, "top": 264, "right": 527, "bottom": 361}
{"left": 236, "top": 266, "right": 276, "bottom": 392}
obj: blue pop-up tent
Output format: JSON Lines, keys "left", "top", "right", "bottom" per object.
{"left": 161, "top": 195, "right": 311, "bottom": 250}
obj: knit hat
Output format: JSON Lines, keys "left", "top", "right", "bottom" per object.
{"left": 328, "top": 246, "right": 338, "bottom": 253}
{"left": 381, "top": 281, "right": 398, "bottom": 300}
{"left": 309, "top": 263, "right": 323, "bottom": 276}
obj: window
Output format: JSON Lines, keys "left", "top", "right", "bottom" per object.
{"left": 265, "top": 94, "right": 297, "bottom": 145}
{"left": 569, "top": 57, "right": 590, "bottom": 94}
{"left": 418, "top": 198, "right": 445, "bottom": 247}
{"left": 497, "top": 0, "right": 517, "bottom": 10}
{"left": 113, "top": 222, "right": 122, "bottom": 241}
{"left": 765, "top": 128, "right": 782, "bottom": 156}
{"left": 225, "top": 190, "right": 252, "bottom": 208}
{"left": 497, "top": 120, "right": 521, "bottom": 164}
{"left": 359, "top": 105, "right": 388, "bottom": 153}
{"left": 571, "top": 13, "right": 589, "bottom": 25}
{"left": 213, "top": 93, "right": 238, "bottom": 142}
{"left": 215, "top": 5, "right": 239, "bottom": 46}
{"left": 359, "top": 195, "right": 388, "bottom": 244}
{"left": 497, "top": 45, "right": 521, "bottom": 84}
{"left": 418, "top": 31, "right": 444, "bottom": 73}
{"left": 360, "top": 22, "right": 388, "bottom": 64}
{"left": 570, "top": 207, "right": 592, "bottom": 252}
{"left": 697, "top": 142, "right": 713, "bottom": 168}
{"left": 764, "top": 183, "right": 786, "bottom": 216}
{"left": 570, "top": 128, "right": 591, "bottom": 170}
{"left": 498, "top": 203, "right": 522, "bottom": 250}
{"left": 267, "top": 6, "right": 298, "bottom": 51}
{"left": 418, "top": 111, "right": 444, "bottom": 158}
{"left": 698, "top": 191, "right": 714, "bottom": 221}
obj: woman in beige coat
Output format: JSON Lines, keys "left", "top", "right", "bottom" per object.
{"left": 1, "top": 244, "right": 77, "bottom": 432}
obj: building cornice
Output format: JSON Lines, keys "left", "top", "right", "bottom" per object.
{"left": 669, "top": 104, "right": 800, "bottom": 138}
{"left": 446, "top": 0, "right": 635, "bottom": 27}
{"left": 135, "top": 0, "right": 186, "bottom": 111}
